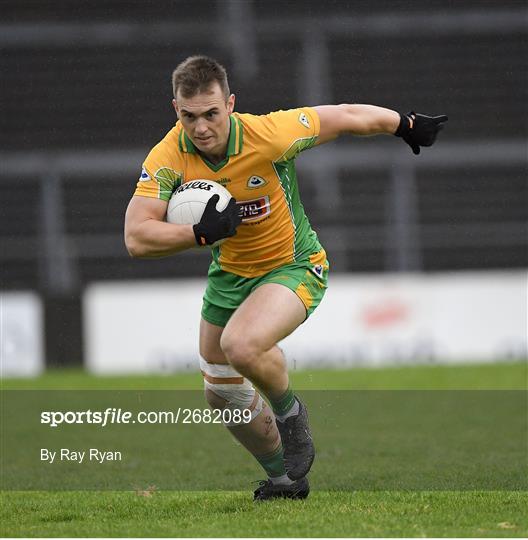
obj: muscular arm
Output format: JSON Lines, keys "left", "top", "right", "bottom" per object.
{"left": 124, "top": 196, "right": 196, "bottom": 258}
{"left": 314, "top": 104, "right": 400, "bottom": 145}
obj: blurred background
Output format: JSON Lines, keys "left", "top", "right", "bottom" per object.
{"left": 1, "top": 0, "right": 526, "bottom": 375}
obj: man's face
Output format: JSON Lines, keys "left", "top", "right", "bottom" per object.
{"left": 173, "top": 82, "right": 235, "bottom": 159}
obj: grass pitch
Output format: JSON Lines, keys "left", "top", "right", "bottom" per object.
{"left": 1, "top": 361, "right": 527, "bottom": 537}
{"left": 2, "top": 490, "right": 527, "bottom": 537}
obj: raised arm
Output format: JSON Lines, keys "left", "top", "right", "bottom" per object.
{"left": 314, "top": 104, "right": 448, "bottom": 154}
{"left": 124, "top": 196, "right": 196, "bottom": 258}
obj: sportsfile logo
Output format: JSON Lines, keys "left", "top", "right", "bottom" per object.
{"left": 238, "top": 195, "right": 270, "bottom": 222}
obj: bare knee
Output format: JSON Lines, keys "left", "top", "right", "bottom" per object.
{"left": 220, "top": 332, "right": 261, "bottom": 372}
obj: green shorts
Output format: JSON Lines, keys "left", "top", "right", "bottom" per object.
{"left": 202, "top": 250, "right": 330, "bottom": 327}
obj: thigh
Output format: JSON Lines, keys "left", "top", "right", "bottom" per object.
{"left": 223, "top": 283, "right": 306, "bottom": 351}
{"left": 199, "top": 318, "right": 228, "bottom": 364}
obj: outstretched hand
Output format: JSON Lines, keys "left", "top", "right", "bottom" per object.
{"left": 396, "top": 112, "right": 448, "bottom": 155}
{"left": 193, "top": 195, "right": 242, "bottom": 246}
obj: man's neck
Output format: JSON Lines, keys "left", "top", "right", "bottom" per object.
{"left": 198, "top": 148, "right": 226, "bottom": 166}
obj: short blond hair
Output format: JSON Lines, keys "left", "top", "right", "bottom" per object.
{"left": 172, "top": 56, "right": 230, "bottom": 100}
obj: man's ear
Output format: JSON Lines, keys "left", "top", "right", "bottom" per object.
{"left": 172, "top": 98, "right": 179, "bottom": 118}
{"left": 227, "top": 94, "right": 235, "bottom": 114}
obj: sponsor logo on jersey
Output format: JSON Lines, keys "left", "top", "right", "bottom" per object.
{"left": 217, "top": 177, "right": 231, "bottom": 186}
{"left": 139, "top": 167, "right": 150, "bottom": 182}
{"left": 238, "top": 195, "right": 270, "bottom": 222}
{"left": 176, "top": 180, "right": 213, "bottom": 193}
{"left": 311, "top": 264, "right": 324, "bottom": 279}
{"left": 298, "top": 112, "right": 310, "bottom": 129}
{"left": 246, "top": 175, "right": 268, "bottom": 189}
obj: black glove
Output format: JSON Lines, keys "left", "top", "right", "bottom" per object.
{"left": 193, "top": 195, "right": 242, "bottom": 246}
{"left": 395, "top": 111, "right": 448, "bottom": 155}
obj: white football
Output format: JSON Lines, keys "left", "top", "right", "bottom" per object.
{"left": 166, "top": 179, "right": 233, "bottom": 246}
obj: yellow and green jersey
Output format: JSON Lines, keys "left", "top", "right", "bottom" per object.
{"left": 134, "top": 107, "right": 325, "bottom": 278}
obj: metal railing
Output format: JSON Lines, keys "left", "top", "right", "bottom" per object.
{"left": 1, "top": 3, "right": 526, "bottom": 294}
{"left": 1, "top": 139, "right": 526, "bottom": 294}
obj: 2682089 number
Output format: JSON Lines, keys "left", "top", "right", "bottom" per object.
{"left": 180, "top": 408, "right": 251, "bottom": 424}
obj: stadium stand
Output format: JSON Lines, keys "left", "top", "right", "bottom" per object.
{"left": 1, "top": 0, "right": 526, "bottom": 365}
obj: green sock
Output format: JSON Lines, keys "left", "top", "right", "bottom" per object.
{"left": 269, "top": 386, "right": 296, "bottom": 417}
{"left": 255, "top": 444, "right": 287, "bottom": 478}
